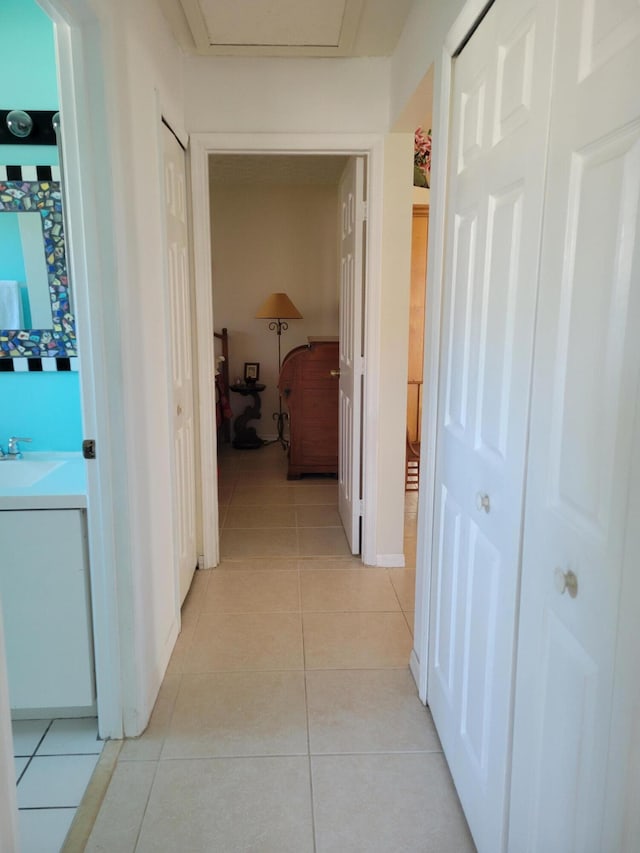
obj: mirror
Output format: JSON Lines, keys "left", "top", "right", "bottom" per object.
{"left": 0, "top": 213, "right": 51, "bottom": 328}
{"left": 0, "top": 173, "right": 76, "bottom": 358}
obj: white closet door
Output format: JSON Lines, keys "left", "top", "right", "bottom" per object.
{"left": 163, "top": 124, "right": 197, "bottom": 605}
{"left": 509, "top": 0, "right": 640, "bottom": 849}
{"left": 338, "top": 157, "right": 365, "bottom": 554}
{"left": 427, "top": 0, "right": 557, "bottom": 849}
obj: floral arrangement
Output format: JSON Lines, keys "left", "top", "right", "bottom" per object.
{"left": 414, "top": 127, "right": 432, "bottom": 188}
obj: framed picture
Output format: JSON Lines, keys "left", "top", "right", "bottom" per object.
{"left": 244, "top": 362, "right": 260, "bottom": 383}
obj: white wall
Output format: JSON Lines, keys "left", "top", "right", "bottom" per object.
{"left": 389, "top": 0, "right": 466, "bottom": 129}
{"left": 184, "top": 57, "right": 391, "bottom": 134}
{"left": 211, "top": 181, "right": 340, "bottom": 432}
{"left": 372, "top": 133, "right": 414, "bottom": 563}
{"left": 87, "top": 0, "right": 188, "bottom": 733}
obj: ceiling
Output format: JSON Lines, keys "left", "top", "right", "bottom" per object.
{"left": 159, "top": 0, "right": 413, "bottom": 57}
{"left": 209, "top": 154, "right": 350, "bottom": 186}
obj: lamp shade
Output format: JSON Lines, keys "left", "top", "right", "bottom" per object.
{"left": 255, "top": 292, "right": 303, "bottom": 320}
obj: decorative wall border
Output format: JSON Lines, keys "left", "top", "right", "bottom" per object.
{"left": 0, "top": 356, "right": 78, "bottom": 372}
{"left": 0, "top": 164, "right": 78, "bottom": 359}
{"left": 0, "top": 165, "right": 60, "bottom": 182}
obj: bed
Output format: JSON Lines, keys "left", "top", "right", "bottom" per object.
{"left": 214, "top": 327, "right": 232, "bottom": 443}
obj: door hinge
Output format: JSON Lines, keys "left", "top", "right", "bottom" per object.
{"left": 82, "top": 439, "right": 96, "bottom": 460}
{"left": 360, "top": 200, "right": 368, "bottom": 221}
{"left": 358, "top": 499, "right": 364, "bottom": 516}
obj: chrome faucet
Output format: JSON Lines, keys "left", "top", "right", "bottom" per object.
{"left": 4, "top": 437, "right": 32, "bottom": 459}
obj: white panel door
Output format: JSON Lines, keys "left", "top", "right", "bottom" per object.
{"left": 427, "top": 1, "right": 558, "bottom": 849}
{"left": 338, "top": 157, "right": 365, "bottom": 554}
{"left": 509, "top": 1, "right": 640, "bottom": 849}
{"left": 163, "top": 124, "right": 197, "bottom": 605}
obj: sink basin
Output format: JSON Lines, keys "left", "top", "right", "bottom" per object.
{"left": 0, "top": 460, "right": 63, "bottom": 488}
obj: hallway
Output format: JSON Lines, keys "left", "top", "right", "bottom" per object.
{"left": 84, "top": 445, "right": 473, "bottom": 851}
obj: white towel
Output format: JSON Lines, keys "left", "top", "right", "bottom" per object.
{"left": 0, "top": 280, "right": 23, "bottom": 328}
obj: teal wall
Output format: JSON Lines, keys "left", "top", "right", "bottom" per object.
{"left": 0, "top": 0, "right": 82, "bottom": 453}
{"left": 0, "top": 0, "right": 60, "bottom": 167}
{"left": 0, "top": 373, "right": 82, "bottom": 452}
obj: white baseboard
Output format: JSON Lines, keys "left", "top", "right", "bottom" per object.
{"left": 373, "top": 553, "right": 406, "bottom": 567}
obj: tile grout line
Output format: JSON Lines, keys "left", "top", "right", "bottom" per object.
{"left": 15, "top": 754, "right": 33, "bottom": 787}
{"left": 162, "top": 665, "right": 410, "bottom": 674}
{"left": 127, "top": 625, "right": 185, "bottom": 849}
{"left": 297, "top": 556, "right": 306, "bottom": 674}
{"left": 132, "top": 757, "right": 163, "bottom": 852}
{"left": 402, "top": 610, "right": 413, "bottom": 638}
{"left": 301, "top": 597, "right": 318, "bottom": 853}
{"left": 96, "top": 745, "right": 445, "bottom": 764}
{"left": 387, "top": 570, "right": 406, "bottom": 615}
{"left": 19, "top": 805, "right": 78, "bottom": 811}
{"left": 14, "top": 718, "right": 54, "bottom": 788}
{"left": 196, "top": 608, "right": 405, "bottom": 616}
{"left": 21, "top": 750, "right": 102, "bottom": 758}
{"left": 156, "top": 670, "right": 183, "bottom": 762}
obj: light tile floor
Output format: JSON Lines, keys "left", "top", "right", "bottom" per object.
{"left": 12, "top": 717, "right": 103, "bottom": 853}
{"left": 86, "top": 444, "right": 475, "bottom": 852}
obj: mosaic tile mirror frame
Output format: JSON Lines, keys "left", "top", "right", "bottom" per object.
{"left": 0, "top": 165, "right": 77, "bottom": 360}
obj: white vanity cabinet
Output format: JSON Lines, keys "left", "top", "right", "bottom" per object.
{"left": 0, "top": 509, "right": 94, "bottom": 711}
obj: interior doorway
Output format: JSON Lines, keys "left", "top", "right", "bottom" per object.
{"left": 403, "top": 202, "right": 429, "bottom": 573}
{"left": 208, "top": 152, "right": 355, "bottom": 560}
{"left": 401, "top": 70, "right": 433, "bottom": 589}
{"left": 194, "top": 142, "right": 392, "bottom": 570}
{"left": 209, "top": 154, "right": 348, "bottom": 443}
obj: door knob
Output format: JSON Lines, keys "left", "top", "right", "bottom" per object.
{"left": 475, "top": 492, "right": 490, "bottom": 513}
{"left": 330, "top": 369, "right": 341, "bottom": 377}
{"left": 554, "top": 568, "right": 578, "bottom": 598}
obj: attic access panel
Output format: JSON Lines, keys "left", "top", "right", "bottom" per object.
{"left": 180, "top": 0, "right": 364, "bottom": 56}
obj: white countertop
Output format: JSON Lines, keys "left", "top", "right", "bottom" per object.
{"left": 0, "top": 452, "right": 87, "bottom": 510}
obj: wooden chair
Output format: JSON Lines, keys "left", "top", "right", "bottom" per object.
{"left": 406, "top": 430, "right": 420, "bottom": 491}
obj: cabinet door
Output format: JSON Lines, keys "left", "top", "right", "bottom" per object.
{"left": 0, "top": 510, "right": 94, "bottom": 710}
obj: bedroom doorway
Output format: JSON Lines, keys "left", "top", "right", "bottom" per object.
{"left": 208, "top": 152, "right": 358, "bottom": 562}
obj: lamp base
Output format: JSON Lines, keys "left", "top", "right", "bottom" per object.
{"left": 264, "top": 410, "right": 289, "bottom": 451}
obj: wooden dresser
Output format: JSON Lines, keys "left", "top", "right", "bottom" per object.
{"left": 278, "top": 340, "right": 339, "bottom": 479}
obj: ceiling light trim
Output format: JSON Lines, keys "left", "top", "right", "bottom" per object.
{"left": 196, "top": 44, "right": 347, "bottom": 57}
{"left": 179, "top": 0, "right": 365, "bottom": 57}
{"left": 207, "top": 41, "right": 341, "bottom": 49}
{"left": 337, "top": 0, "right": 364, "bottom": 54}
{"left": 181, "top": 0, "right": 211, "bottom": 51}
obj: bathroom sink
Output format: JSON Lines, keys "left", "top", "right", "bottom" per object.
{"left": 0, "top": 460, "right": 63, "bottom": 488}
